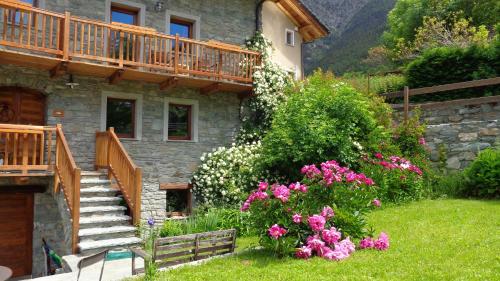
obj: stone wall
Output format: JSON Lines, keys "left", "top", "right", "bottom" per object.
{"left": 397, "top": 101, "right": 500, "bottom": 170}
{"left": 44, "top": 0, "right": 258, "bottom": 45}
{"left": 0, "top": 64, "right": 241, "bottom": 220}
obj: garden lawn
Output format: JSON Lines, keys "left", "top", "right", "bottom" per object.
{"left": 145, "top": 199, "right": 500, "bottom": 281}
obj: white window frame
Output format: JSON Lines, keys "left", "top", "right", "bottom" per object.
{"left": 164, "top": 97, "right": 199, "bottom": 142}
{"left": 101, "top": 91, "right": 143, "bottom": 140}
{"left": 165, "top": 10, "right": 201, "bottom": 40}
{"left": 285, "top": 28, "right": 295, "bottom": 47}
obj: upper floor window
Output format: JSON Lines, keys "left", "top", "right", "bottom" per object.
{"left": 10, "top": 0, "right": 39, "bottom": 24}
{"left": 111, "top": 4, "right": 139, "bottom": 25}
{"left": 170, "top": 18, "right": 193, "bottom": 38}
{"left": 285, "top": 29, "right": 295, "bottom": 47}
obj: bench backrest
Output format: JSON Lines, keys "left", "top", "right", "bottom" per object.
{"left": 153, "top": 229, "right": 236, "bottom": 268}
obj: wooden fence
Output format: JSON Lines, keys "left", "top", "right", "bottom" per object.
{"left": 380, "top": 77, "right": 500, "bottom": 121}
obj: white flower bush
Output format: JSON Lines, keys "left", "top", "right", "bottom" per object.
{"left": 192, "top": 33, "right": 291, "bottom": 208}
{"left": 193, "top": 142, "right": 262, "bottom": 207}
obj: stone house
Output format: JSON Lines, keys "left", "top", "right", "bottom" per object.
{"left": 0, "top": 0, "right": 327, "bottom": 278}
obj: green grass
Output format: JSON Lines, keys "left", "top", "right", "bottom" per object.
{"left": 140, "top": 200, "right": 500, "bottom": 281}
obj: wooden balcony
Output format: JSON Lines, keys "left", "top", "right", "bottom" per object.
{"left": 0, "top": 0, "right": 260, "bottom": 94}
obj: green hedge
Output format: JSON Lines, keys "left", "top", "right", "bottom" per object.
{"left": 404, "top": 42, "right": 500, "bottom": 102}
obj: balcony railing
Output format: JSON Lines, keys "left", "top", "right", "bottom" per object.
{"left": 0, "top": 0, "right": 260, "bottom": 85}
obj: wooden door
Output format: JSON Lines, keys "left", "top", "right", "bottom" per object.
{"left": 0, "top": 193, "right": 34, "bottom": 277}
{"left": 0, "top": 87, "right": 46, "bottom": 125}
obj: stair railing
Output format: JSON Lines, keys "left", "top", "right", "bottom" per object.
{"left": 95, "top": 127, "right": 142, "bottom": 225}
{"left": 54, "top": 124, "right": 81, "bottom": 254}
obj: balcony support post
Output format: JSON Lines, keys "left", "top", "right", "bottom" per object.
{"left": 62, "top": 12, "right": 71, "bottom": 60}
{"left": 174, "top": 34, "right": 180, "bottom": 74}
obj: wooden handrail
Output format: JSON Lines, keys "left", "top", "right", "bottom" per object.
{"left": 54, "top": 124, "right": 81, "bottom": 254}
{"left": 0, "top": 0, "right": 261, "bottom": 84}
{"left": 95, "top": 128, "right": 142, "bottom": 225}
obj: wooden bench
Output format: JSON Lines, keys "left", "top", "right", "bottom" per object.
{"left": 131, "top": 229, "right": 236, "bottom": 274}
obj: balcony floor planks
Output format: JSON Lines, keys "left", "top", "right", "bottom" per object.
{"left": 0, "top": 49, "right": 252, "bottom": 94}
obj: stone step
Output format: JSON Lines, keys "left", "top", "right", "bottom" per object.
{"left": 80, "top": 205, "right": 127, "bottom": 217}
{"left": 78, "top": 237, "right": 142, "bottom": 255}
{"left": 80, "top": 196, "right": 123, "bottom": 208}
{"left": 79, "top": 226, "right": 137, "bottom": 241}
{"left": 80, "top": 178, "right": 112, "bottom": 186}
{"left": 79, "top": 215, "right": 131, "bottom": 229}
{"left": 80, "top": 187, "right": 118, "bottom": 198}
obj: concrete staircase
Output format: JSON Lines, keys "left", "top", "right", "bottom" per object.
{"left": 78, "top": 171, "right": 141, "bottom": 255}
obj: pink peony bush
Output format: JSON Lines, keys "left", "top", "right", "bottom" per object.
{"left": 242, "top": 159, "right": 391, "bottom": 259}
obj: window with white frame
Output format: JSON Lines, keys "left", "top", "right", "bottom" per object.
{"left": 164, "top": 97, "right": 199, "bottom": 142}
{"left": 285, "top": 29, "right": 295, "bottom": 46}
{"left": 101, "top": 92, "right": 143, "bottom": 140}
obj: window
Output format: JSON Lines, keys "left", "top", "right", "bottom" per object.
{"left": 10, "top": 0, "right": 39, "bottom": 25}
{"left": 106, "top": 98, "right": 135, "bottom": 138}
{"left": 168, "top": 104, "right": 192, "bottom": 140}
{"left": 169, "top": 18, "right": 193, "bottom": 38}
{"left": 285, "top": 29, "right": 295, "bottom": 46}
{"left": 164, "top": 97, "right": 198, "bottom": 142}
{"left": 111, "top": 4, "right": 139, "bottom": 25}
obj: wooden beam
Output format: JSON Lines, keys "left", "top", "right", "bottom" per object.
{"left": 159, "top": 77, "right": 179, "bottom": 91}
{"left": 238, "top": 90, "right": 254, "bottom": 100}
{"left": 108, "top": 69, "right": 125, "bottom": 85}
{"left": 159, "top": 183, "right": 192, "bottom": 190}
{"left": 49, "top": 61, "right": 68, "bottom": 78}
{"left": 200, "top": 82, "right": 222, "bottom": 95}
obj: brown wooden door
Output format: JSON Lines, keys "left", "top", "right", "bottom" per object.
{"left": 0, "top": 87, "right": 45, "bottom": 125}
{"left": 0, "top": 193, "right": 34, "bottom": 277}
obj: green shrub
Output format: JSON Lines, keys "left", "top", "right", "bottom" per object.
{"left": 342, "top": 72, "right": 406, "bottom": 95}
{"left": 404, "top": 42, "right": 500, "bottom": 102}
{"left": 260, "top": 71, "right": 392, "bottom": 181}
{"left": 432, "top": 172, "right": 466, "bottom": 198}
{"left": 463, "top": 148, "right": 500, "bottom": 198}
{"left": 159, "top": 208, "right": 254, "bottom": 237}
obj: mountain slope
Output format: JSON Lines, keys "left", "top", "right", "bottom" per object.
{"left": 302, "top": 0, "right": 396, "bottom": 75}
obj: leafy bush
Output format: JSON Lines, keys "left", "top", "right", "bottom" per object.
{"left": 242, "top": 159, "right": 389, "bottom": 258}
{"left": 260, "top": 71, "right": 392, "bottom": 181}
{"left": 192, "top": 142, "right": 262, "bottom": 208}
{"left": 360, "top": 153, "right": 428, "bottom": 202}
{"left": 342, "top": 72, "right": 406, "bottom": 95}
{"left": 404, "top": 42, "right": 500, "bottom": 102}
{"left": 462, "top": 148, "right": 500, "bottom": 198}
{"left": 159, "top": 208, "right": 254, "bottom": 237}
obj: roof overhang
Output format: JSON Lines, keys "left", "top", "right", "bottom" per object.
{"left": 271, "top": 0, "right": 329, "bottom": 42}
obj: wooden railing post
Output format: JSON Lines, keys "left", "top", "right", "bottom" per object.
{"left": 133, "top": 167, "right": 142, "bottom": 225}
{"left": 62, "top": 11, "right": 71, "bottom": 60}
{"left": 403, "top": 86, "right": 410, "bottom": 123}
{"left": 72, "top": 167, "right": 81, "bottom": 254}
{"left": 106, "top": 127, "right": 114, "bottom": 179}
{"left": 174, "top": 34, "right": 179, "bottom": 74}
{"left": 118, "top": 31, "right": 124, "bottom": 67}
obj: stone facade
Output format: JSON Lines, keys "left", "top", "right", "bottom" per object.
{"left": 397, "top": 102, "right": 500, "bottom": 170}
{"left": 43, "top": 0, "right": 258, "bottom": 45}
{"left": 0, "top": 63, "right": 241, "bottom": 220}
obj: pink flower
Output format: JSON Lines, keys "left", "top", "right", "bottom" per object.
{"left": 345, "top": 172, "right": 357, "bottom": 183}
{"left": 419, "top": 137, "right": 426, "bottom": 145}
{"left": 295, "top": 246, "right": 312, "bottom": 259}
{"left": 364, "top": 177, "right": 375, "bottom": 185}
{"left": 323, "top": 247, "right": 349, "bottom": 260}
{"left": 301, "top": 164, "right": 321, "bottom": 178}
{"left": 317, "top": 245, "right": 332, "bottom": 257}
{"left": 258, "top": 182, "right": 269, "bottom": 191}
{"left": 308, "top": 215, "right": 326, "bottom": 232}
{"left": 338, "top": 237, "right": 356, "bottom": 254}
{"left": 306, "top": 235, "right": 325, "bottom": 251}
{"left": 359, "top": 237, "right": 374, "bottom": 249}
{"left": 272, "top": 185, "right": 290, "bottom": 203}
{"left": 240, "top": 191, "right": 268, "bottom": 212}
{"left": 254, "top": 191, "right": 268, "bottom": 200}
{"left": 321, "top": 227, "right": 341, "bottom": 245}
{"left": 372, "top": 198, "right": 381, "bottom": 207}
{"left": 268, "top": 224, "right": 287, "bottom": 239}
{"left": 288, "top": 182, "right": 308, "bottom": 193}
{"left": 292, "top": 213, "right": 302, "bottom": 224}
{"left": 320, "top": 206, "right": 335, "bottom": 219}
{"left": 375, "top": 152, "right": 383, "bottom": 159}
{"left": 374, "top": 232, "right": 389, "bottom": 250}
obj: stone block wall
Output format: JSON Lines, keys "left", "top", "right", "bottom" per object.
{"left": 396, "top": 101, "right": 500, "bottom": 170}
{"left": 0, "top": 64, "right": 240, "bottom": 220}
